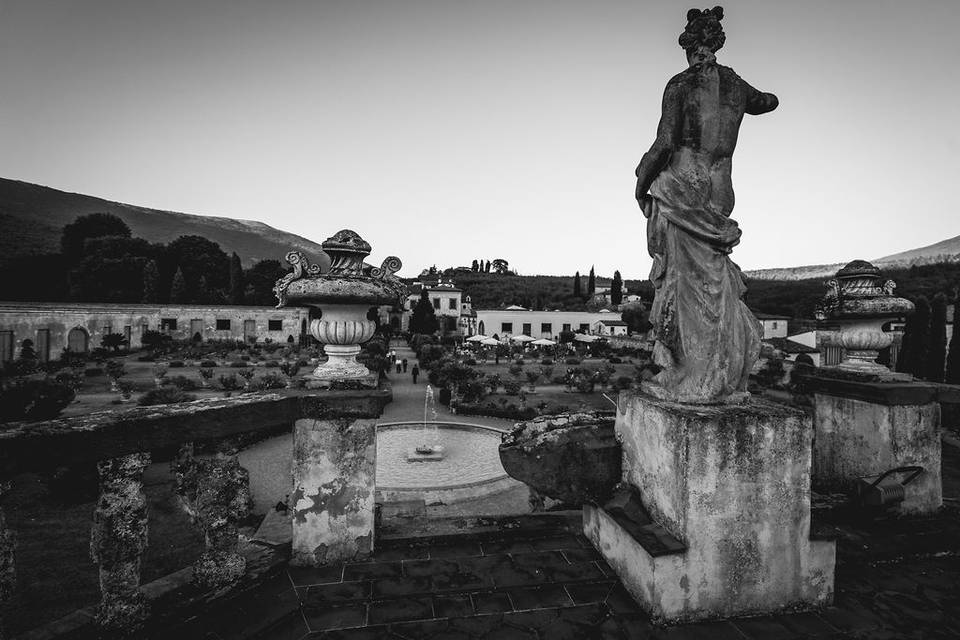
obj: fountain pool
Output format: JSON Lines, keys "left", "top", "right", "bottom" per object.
{"left": 376, "top": 422, "right": 515, "bottom": 504}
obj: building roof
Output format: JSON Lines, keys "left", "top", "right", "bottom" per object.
{"left": 764, "top": 337, "right": 819, "bottom": 354}
{"left": 753, "top": 312, "right": 792, "bottom": 320}
{"left": 598, "top": 320, "right": 628, "bottom": 326}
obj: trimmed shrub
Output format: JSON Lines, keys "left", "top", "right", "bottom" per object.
{"left": 218, "top": 373, "right": 242, "bottom": 392}
{"left": 162, "top": 375, "right": 200, "bottom": 391}
{"left": 167, "top": 360, "right": 185, "bottom": 368}
{"left": 265, "top": 359, "right": 280, "bottom": 368}
{"left": 503, "top": 379, "right": 523, "bottom": 395}
{"left": 230, "top": 361, "right": 249, "bottom": 368}
{"left": 0, "top": 379, "right": 75, "bottom": 421}
{"left": 455, "top": 401, "right": 537, "bottom": 421}
{"left": 608, "top": 357, "right": 622, "bottom": 364}
{"left": 565, "top": 357, "right": 581, "bottom": 365}
{"left": 200, "top": 360, "right": 218, "bottom": 368}
{"left": 84, "top": 367, "right": 104, "bottom": 377}
{"left": 540, "top": 358, "right": 553, "bottom": 365}
{"left": 138, "top": 387, "right": 197, "bottom": 406}
{"left": 250, "top": 373, "right": 286, "bottom": 391}
{"left": 615, "top": 375, "right": 633, "bottom": 390}
{"left": 136, "top": 355, "right": 156, "bottom": 362}
{"left": 463, "top": 358, "right": 477, "bottom": 366}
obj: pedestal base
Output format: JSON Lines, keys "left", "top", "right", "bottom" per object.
{"left": 291, "top": 417, "right": 377, "bottom": 566}
{"left": 405, "top": 446, "right": 445, "bottom": 462}
{"left": 312, "top": 344, "right": 370, "bottom": 380}
{"left": 810, "top": 384, "right": 941, "bottom": 515}
{"left": 585, "top": 391, "right": 835, "bottom": 623}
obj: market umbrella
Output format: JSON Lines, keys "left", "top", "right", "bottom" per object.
{"left": 511, "top": 334, "right": 536, "bottom": 343}
{"left": 574, "top": 334, "right": 600, "bottom": 343}
{"left": 465, "top": 334, "right": 489, "bottom": 342}
{"left": 530, "top": 338, "right": 556, "bottom": 346}
{"left": 480, "top": 337, "right": 500, "bottom": 346}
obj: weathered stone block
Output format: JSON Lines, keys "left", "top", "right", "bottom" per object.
{"left": 291, "top": 417, "right": 377, "bottom": 566}
{"left": 585, "top": 391, "right": 835, "bottom": 623}
{"left": 812, "top": 392, "right": 941, "bottom": 514}
{"left": 498, "top": 413, "right": 620, "bottom": 505}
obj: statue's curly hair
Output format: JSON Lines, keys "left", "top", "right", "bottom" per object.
{"left": 678, "top": 6, "right": 726, "bottom": 53}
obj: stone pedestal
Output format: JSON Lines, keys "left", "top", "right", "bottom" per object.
{"left": 803, "top": 376, "right": 942, "bottom": 515}
{"left": 584, "top": 391, "right": 835, "bottom": 623}
{"left": 291, "top": 417, "right": 377, "bottom": 566}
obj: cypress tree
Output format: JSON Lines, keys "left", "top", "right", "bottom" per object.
{"left": 573, "top": 271, "right": 582, "bottom": 298}
{"left": 899, "top": 296, "right": 930, "bottom": 378}
{"left": 945, "top": 295, "right": 960, "bottom": 384}
{"left": 229, "top": 252, "right": 245, "bottom": 304}
{"left": 927, "top": 293, "right": 948, "bottom": 383}
{"left": 611, "top": 270, "right": 623, "bottom": 305}
{"left": 170, "top": 267, "right": 189, "bottom": 304}
{"left": 587, "top": 266, "right": 596, "bottom": 296}
{"left": 410, "top": 289, "right": 439, "bottom": 335}
{"left": 142, "top": 259, "right": 160, "bottom": 303}
{"left": 471, "top": 259, "right": 479, "bottom": 272}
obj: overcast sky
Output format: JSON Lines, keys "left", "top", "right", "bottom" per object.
{"left": 1, "top": 0, "right": 956, "bottom": 278}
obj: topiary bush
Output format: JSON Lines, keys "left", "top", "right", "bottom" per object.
{"left": 162, "top": 375, "right": 200, "bottom": 391}
{"left": 84, "top": 367, "right": 104, "bottom": 377}
{"left": 230, "top": 361, "right": 249, "bottom": 368}
{"left": 200, "top": 360, "right": 218, "bottom": 368}
{"left": 0, "top": 379, "right": 75, "bottom": 422}
{"left": 167, "top": 360, "right": 185, "bottom": 368}
{"left": 137, "top": 387, "right": 197, "bottom": 406}
{"left": 565, "top": 357, "right": 581, "bottom": 365}
{"left": 250, "top": 373, "right": 285, "bottom": 391}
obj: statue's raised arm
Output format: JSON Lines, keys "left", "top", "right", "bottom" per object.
{"left": 635, "top": 6, "right": 777, "bottom": 405}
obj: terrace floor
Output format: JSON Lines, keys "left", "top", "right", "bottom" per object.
{"left": 144, "top": 494, "right": 960, "bottom": 640}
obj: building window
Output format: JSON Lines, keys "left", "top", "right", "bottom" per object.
{"left": 771, "top": 321, "right": 778, "bottom": 329}
{"left": 522, "top": 323, "right": 532, "bottom": 336}
{"left": 103, "top": 324, "right": 112, "bottom": 336}
{"left": 562, "top": 323, "right": 571, "bottom": 332}
{"left": 579, "top": 323, "right": 590, "bottom": 332}
{"left": 501, "top": 322, "right": 513, "bottom": 333}
{"left": 216, "top": 319, "right": 231, "bottom": 330}
{"left": 433, "top": 298, "right": 441, "bottom": 309}
{"left": 161, "top": 318, "right": 178, "bottom": 331}
{"left": 449, "top": 298, "right": 457, "bottom": 310}
{"left": 541, "top": 323, "right": 552, "bottom": 334}
{"left": 268, "top": 319, "right": 283, "bottom": 331}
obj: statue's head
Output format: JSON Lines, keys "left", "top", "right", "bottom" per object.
{"left": 679, "top": 6, "right": 725, "bottom": 66}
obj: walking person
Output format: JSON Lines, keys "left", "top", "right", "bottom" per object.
{"left": 411, "top": 364, "right": 419, "bottom": 384}
{"left": 396, "top": 360, "right": 402, "bottom": 374}
{"left": 402, "top": 358, "right": 408, "bottom": 372}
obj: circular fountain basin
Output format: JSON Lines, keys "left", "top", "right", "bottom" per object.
{"left": 376, "top": 422, "right": 515, "bottom": 504}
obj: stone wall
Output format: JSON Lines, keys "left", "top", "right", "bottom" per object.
{"left": 0, "top": 302, "right": 310, "bottom": 360}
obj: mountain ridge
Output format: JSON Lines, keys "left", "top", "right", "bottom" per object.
{"left": 0, "top": 177, "right": 326, "bottom": 267}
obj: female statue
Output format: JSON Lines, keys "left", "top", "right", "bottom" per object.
{"left": 635, "top": 7, "right": 778, "bottom": 403}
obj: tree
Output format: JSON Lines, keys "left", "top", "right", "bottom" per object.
{"left": 244, "top": 259, "right": 286, "bottom": 306}
{"left": 164, "top": 235, "right": 229, "bottom": 303}
{"left": 229, "top": 252, "right": 245, "bottom": 304}
{"left": 410, "top": 289, "right": 440, "bottom": 335}
{"left": 61, "top": 213, "right": 131, "bottom": 263}
{"left": 927, "top": 293, "right": 948, "bottom": 383}
{"left": 492, "top": 259, "right": 509, "bottom": 274}
{"left": 587, "top": 266, "right": 596, "bottom": 296}
{"left": 621, "top": 303, "right": 652, "bottom": 335}
{"left": 611, "top": 271, "right": 623, "bottom": 306}
{"left": 471, "top": 259, "right": 479, "bottom": 272}
{"left": 170, "top": 267, "right": 189, "bottom": 304}
{"left": 142, "top": 259, "right": 160, "bottom": 303}
{"left": 574, "top": 271, "right": 582, "bottom": 298}
{"left": 484, "top": 260, "right": 491, "bottom": 273}
{"left": 946, "top": 295, "right": 960, "bottom": 384}
{"left": 898, "top": 296, "right": 930, "bottom": 378}
{"left": 101, "top": 333, "right": 128, "bottom": 353}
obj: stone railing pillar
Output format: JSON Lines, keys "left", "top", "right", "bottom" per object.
{"left": 172, "top": 439, "right": 251, "bottom": 588}
{"left": 291, "top": 417, "right": 377, "bottom": 566}
{"left": 0, "top": 481, "right": 15, "bottom": 640}
{"left": 90, "top": 453, "right": 150, "bottom": 631}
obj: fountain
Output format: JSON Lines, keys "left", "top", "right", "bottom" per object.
{"left": 273, "top": 229, "right": 406, "bottom": 385}
{"left": 407, "top": 385, "right": 445, "bottom": 461}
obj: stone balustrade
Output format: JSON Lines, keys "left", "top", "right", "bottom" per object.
{"left": 0, "top": 387, "right": 390, "bottom": 638}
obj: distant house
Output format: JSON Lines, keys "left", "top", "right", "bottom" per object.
{"left": 753, "top": 312, "right": 790, "bottom": 339}
{"left": 474, "top": 309, "right": 621, "bottom": 340}
{"left": 594, "top": 319, "right": 628, "bottom": 336}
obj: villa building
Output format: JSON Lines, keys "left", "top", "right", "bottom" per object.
{"left": 473, "top": 307, "right": 623, "bottom": 340}
{"left": 0, "top": 302, "right": 310, "bottom": 362}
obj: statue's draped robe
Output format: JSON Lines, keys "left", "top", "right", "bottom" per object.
{"left": 644, "top": 65, "right": 760, "bottom": 403}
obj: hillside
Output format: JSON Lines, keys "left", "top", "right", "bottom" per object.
{"left": 745, "top": 234, "right": 960, "bottom": 281}
{"left": 0, "top": 178, "right": 326, "bottom": 267}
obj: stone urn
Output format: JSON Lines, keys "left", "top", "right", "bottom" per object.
{"left": 816, "top": 260, "right": 914, "bottom": 378}
{"left": 273, "top": 230, "right": 405, "bottom": 382}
